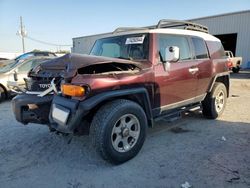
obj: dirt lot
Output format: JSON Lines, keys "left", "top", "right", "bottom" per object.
{"left": 0, "top": 72, "right": 250, "bottom": 188}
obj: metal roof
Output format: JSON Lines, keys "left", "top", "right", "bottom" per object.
{"left": 190, "top": 10, "right": 250, "bottom": 21}
{"left": 73, "top": 10, "right": 250, "bottom": 40}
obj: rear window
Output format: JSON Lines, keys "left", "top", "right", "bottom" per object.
{"left": 192, "top": 37, "right": 209, "bottom": 59}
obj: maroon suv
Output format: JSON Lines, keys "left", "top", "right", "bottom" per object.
{"left": 12, "top": 20, "right": 229, "bottom": 164}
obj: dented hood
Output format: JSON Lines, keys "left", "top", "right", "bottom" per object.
{"left": 33, "top": 53, "right": 145, "bottom": 78}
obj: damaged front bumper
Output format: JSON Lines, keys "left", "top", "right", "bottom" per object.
{"left": 12, "top": 94, "right": 53, "bottom": 125}
{"left": 12, "top": 78, "right": 61, "bottom": 125}
{"left": 12, "top": 93, "right": 90, "bottom": 134}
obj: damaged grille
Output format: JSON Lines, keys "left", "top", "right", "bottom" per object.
{"left": 25, "top": 77, "right": 61, "bottom": 91}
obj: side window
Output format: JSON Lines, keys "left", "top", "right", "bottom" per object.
{"left": 192, "top": 37, "right": 209, "bottom": 59}
{"left": 158, "top": 34, "right": 191, "bottom": 61}
{"left": 17, "top": 61, "right": 32, "bottom": 72}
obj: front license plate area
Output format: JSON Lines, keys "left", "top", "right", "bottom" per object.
{"left": 52, "top": 104, "right": 70, "bottom": 125}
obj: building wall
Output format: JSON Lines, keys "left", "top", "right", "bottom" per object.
{"left": 190, "top": 10, "right": 250, "bottom": 68}
{"left": 72, "top": 33, "right": 112, "bottom": 54}
{"left": 0, "top": 52, "right": 22, "bottom": 60}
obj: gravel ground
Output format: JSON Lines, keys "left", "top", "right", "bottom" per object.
{"left": 0, "top": 72, "right": 250, "bottom": 188}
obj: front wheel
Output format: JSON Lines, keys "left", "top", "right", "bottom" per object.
{"left": 0, "top": 86, "right": 6, "bottom": 102}
{"left": 90, "top": 99, "right": 147, "bottom": 164}
{"left": 202, "top": 82, "right": 227, "bottom": 119}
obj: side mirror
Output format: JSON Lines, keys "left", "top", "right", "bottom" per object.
{"left": 160, "top": 46, "right": 180, "bottom": 71}
{"left": 162, "top": 46, "right": 180, "bottom": 63}
{"left": 14, "top": 70, "right": 18, "bottom": 81}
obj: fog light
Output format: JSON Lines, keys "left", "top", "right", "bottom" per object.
{"left": 27, "top": 104, "right": 38, "bottom": 110}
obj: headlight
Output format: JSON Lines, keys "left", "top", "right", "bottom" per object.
{"left": 61, "top": 84, "right": 86, "bottom": 97}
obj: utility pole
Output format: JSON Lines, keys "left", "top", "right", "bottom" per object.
{"left": 17, "top": 16, "right": 27, "bottom": 53}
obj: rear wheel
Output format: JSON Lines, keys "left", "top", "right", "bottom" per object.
{"left": 202, "top": 82, "right": 227, "bottom": 119}
{"left": 232, "top": 66, "right": 240, "bottom": 73}
{"left": 90, "top": 99, "right": 147, "bottom": 164}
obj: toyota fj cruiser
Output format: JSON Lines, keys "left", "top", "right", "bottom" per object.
{"left": 12, "top": 20, "right": 230, "bottom": 164}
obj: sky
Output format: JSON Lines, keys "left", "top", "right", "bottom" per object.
{"left": 0, "top": 0, "right": 249, "bottom": 53}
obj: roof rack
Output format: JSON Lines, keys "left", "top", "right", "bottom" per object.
{"left": 113, "top": 19, "right": 209, "bottom": 34}
{"left": 113, "top": 27, "right": 149, "bottom": 34}
{"left": 156, "top": 19, "right": 209, "bottom": 33}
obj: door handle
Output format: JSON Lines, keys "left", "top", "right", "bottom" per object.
{"left": 189, "top": 67, "right": 199, "bottom": 74}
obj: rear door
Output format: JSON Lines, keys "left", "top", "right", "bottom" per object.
{"left": 153, "top": 34, "right": 199, "bottom": 113}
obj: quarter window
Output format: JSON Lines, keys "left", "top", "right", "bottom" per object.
{"left": 158, "top": 34, "right": 191, "bottom": 61}
{"left": 192, "top": 37, "right": 209, "bottom": 59}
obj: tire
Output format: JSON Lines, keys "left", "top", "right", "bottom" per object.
{"left": 90, "top": 99, "right": 147, "bottom": 164}
{"left": 232, "top": 66, "right": 240, "bottom": 73}
{"left": 202, "top": 82, "right": 227, "bottom": 119}
{"left": 0, "top": 86, "right": 6, "bottom": 102}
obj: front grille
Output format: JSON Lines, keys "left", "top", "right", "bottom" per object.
{"left": 25, "top": 78, "right": 60, "bottom": 91}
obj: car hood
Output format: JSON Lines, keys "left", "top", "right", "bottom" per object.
{"left": 30, "top": 53, "right": 147, "bottom": 79}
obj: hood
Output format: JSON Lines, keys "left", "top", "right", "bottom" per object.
{"left": 31, "top": 53, "right": 145, "bottom": 79}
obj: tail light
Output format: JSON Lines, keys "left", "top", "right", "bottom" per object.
{"left": 226, "top": 58, "right": 233, "bottom": 68}
{"left": 227, "top": 61, "right": 233, "bottom": 68}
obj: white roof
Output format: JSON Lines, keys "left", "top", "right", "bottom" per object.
{"left": 111, "top": 28, "right": 220, "bottom": 42}
{"left": 150, "top": 28, "right": 220, "bottom": 42}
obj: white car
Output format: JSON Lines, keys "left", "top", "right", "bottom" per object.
{"left": 0, "top": 57, "right": 54, "bottom": 101}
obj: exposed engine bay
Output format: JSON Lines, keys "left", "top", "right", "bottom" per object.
{"left": 78, "top": 62, "right": 139, "bottom": 75}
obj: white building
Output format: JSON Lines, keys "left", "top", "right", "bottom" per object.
{"left": 72, "top": 33, "right": 112, "bottom": 55}
{"left": 72, "top": 10, "right": 250, "bottom": 68}
{"left": 0, "top": 52, "right": 22, "bottom": 60}
{"left": 190, "top": 10, "right": 250, "bottom": 68}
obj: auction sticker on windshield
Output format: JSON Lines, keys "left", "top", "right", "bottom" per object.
{"left": 125, "top": 35, "right": 145, "bottom": 45}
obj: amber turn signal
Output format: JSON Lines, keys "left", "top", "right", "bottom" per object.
{"left": 61, "top": 84, "right": 85, "bottom": 97}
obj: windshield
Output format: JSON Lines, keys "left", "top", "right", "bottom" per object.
{"left": 90, "top": 33, "right": 149, "bottom": 60}
{"left": 0, "top": 60, "right": 17, "bottom": 73}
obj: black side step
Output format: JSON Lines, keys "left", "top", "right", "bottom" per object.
{"left": 154, "top": 103, "right": 201, "bottom": 122}
{"left": 154, "top": 111, "right": 182, "bottom": 122}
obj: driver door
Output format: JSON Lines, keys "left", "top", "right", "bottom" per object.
{"left": 153, "top": 34, "right": 199, "bottom": 114}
